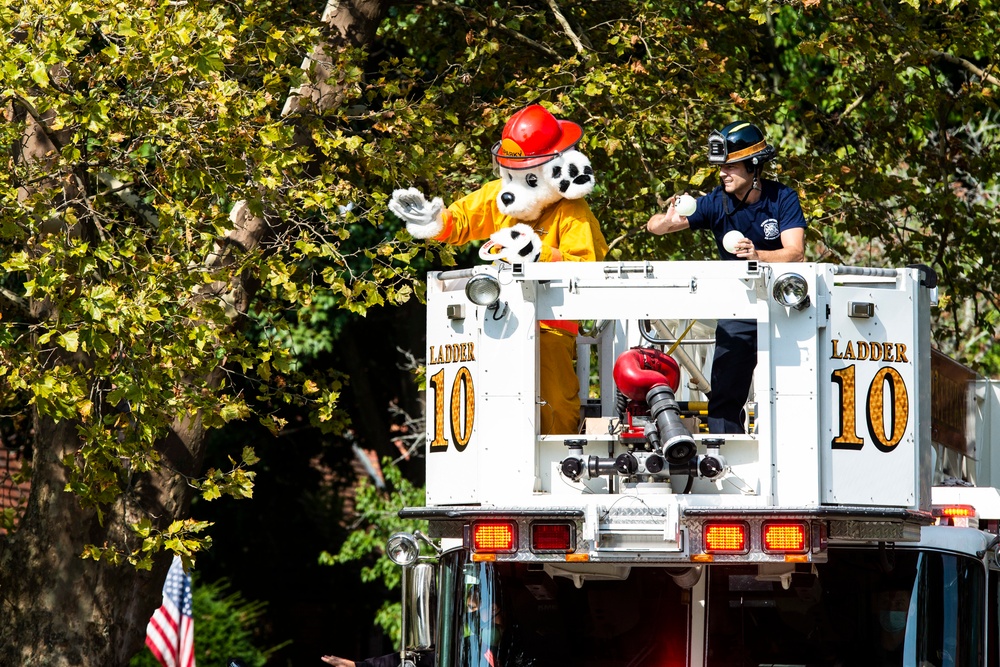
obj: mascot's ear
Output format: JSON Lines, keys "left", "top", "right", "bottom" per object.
{"left": 479, "top": 223, "right": 542, "bottom": 264}
{"left": 548, "top": 150, "right": 595, "bottom": 199}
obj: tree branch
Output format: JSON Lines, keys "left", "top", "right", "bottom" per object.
{"left": 927, "top": 49, "right": 1000, "bottom": 87}
{"left": 284, "top": 0, "right": 395, "bottom": 116}
{"left": 873, "top": 0, "right": 998, "bottom": 88}
{"left": 96, "top": 173, "right": 159, "bottom": 228}
{"left": 839, "top": 52, "right": 909, "bottom": 121}
{"left": 0, "top": 288, "right": 34, "bottom": 322}
{"left": 545, "top": 0, "right": 586, "bottom": 55}
{"left": 436, "top": 1, "right": 561, "bottom": 60}
{"left": 3, "top": 93, "right": 63, "bottom": 152}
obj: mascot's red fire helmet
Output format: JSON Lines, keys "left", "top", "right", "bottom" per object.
{"left": 491, "top": 104, "right": 583, "bottom": 170}
{"left": 613, "top": 347, "right": 681, "bottom": 402}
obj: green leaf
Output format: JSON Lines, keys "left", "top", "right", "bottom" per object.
{"left": 30, "top": 62, "right": 49, "bottom": 86}
{"left": 59, "top": 332, "right": 80, "bottom": 353}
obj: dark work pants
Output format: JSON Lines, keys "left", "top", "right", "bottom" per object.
{"left": 708, "top": 318, "right": 757, "bottom": 434}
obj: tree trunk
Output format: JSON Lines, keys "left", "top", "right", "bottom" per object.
{"left": 0, "top": 415, "right": 202, "bottom": 665}
{"left": 284, "top": 0, "right": 389, "bottom": 116}
{"left": 0, "top": 1, "right": 390, "bottom": 664}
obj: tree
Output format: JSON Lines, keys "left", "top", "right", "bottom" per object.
{"left": 0, "top": 0, "right": 396, "bottom": 664}
{"left": 2, "top": 0, "right": 998, "bottom": 664}
{"left": 322, "top": 456, "right": 428, "bottom": 645}
{"left": 748, "top": 2, "right": 1000, "bottom": 368}
{"left": 316, "top": 0, "right": 999, "bottom": 368}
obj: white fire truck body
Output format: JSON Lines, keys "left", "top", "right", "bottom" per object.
{"left": 391, "top": 261, "right": 1000, "bottom": 667}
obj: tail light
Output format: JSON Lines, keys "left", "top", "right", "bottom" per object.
{"left": 531, "top": 523, "right": 574, "bottom": 553}
{"left": 704, "top": 522, "right": 749, "bottom": 554}
{"left": 762, "top": 522, "right": 808, "bottom": 554}
{"left": 932, "top": 504, "right": 978, "bottom": 528}
{"left": 471, "top": 521, "right": 517, "bottom": 553}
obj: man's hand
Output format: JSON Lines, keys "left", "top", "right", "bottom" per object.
{"left": 731, "top": 237, "right": 758, "bottom": 260}
{"left": 747, "top": 227, "right": 806, "bottom": 262}
{"left": 646, "top": 196, "right": 692, "bottom": 236}
{"left": 321, "top": 656, "right": 356, "bottom": 667}
{"left": 388, "top": 188, "right": 445, "bottom": 239}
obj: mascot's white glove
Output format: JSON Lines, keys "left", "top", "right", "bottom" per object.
{"left": 478, "top": 223, "right": 542, "bottom": 264}
{"left": 549, "top": 149, "right": 595, "bottom": 200}
{"left": 388, "top": 187, "right": 445, "bottom": 239}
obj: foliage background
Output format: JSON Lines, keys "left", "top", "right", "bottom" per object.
{"left": 277, "top": 0, "right": 1000, "bottom": 657}
{"left": 0, "top": 0, "right": 997, "bottom": 664}
{"left": 129, "top": 576, "right": 286, "bottom": 667}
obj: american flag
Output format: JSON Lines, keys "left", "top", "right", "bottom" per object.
{"left": 145, "top": 555, "right": 196, "bottom": 667}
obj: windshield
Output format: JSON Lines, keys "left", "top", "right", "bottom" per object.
{"left": 437, "top": 550, "right": 690, "bottom": 667}
{"left": 705, "top": 548, "right": 984, "bottom": 667}
{"left": 434, "top": 547, "right": 984, "bottom": 666}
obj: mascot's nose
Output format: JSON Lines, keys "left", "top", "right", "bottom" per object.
{"left": 501, "top": 192, "right": 515, "bottom": 206}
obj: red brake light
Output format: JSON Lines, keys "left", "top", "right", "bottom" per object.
{"left": 472, "top": 521, "right": 517, "bottom": 553}
{"left": 531, "top": 523, "right": 574, "bottom": 553}
{"left": 704, "top": 522, "right": 748, "bottom": 553}
{"left": 932, "top": 504, "right": 978, "bottom": 527}
{"left": 934, "top": 504, "right": 975, "bottom": 518}
{"left": 762, "top": 522, "right": 808, "bottom": 553}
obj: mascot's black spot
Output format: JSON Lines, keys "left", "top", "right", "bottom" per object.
{"left": 573, "top": 174, "right": 591, "bottom": 185}
{"left": 510, "top": 229, "right": 522, "bottom": 239}
{"left": 518, "top": 241, "right": 537, "bottom": 258}
{"left": 551, "top": 165, "right": 562, "bottom": 179}
{"left": 559, "top": 180, "right": 570, "bottom": 193}
{"left": 584, "top": 165, "right": 593, "bottom": 176}
{"left": 568, "top": 164, "right": 579, "bottom": 178}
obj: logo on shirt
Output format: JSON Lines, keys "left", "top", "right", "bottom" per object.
{"left": 761, "top": 219, "right": 780, "bottom": 241}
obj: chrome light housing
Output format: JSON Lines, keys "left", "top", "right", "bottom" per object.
{"left": 464, "top": 273, "right": 501, "bottom": 307}
{"left": 772, "top": 273, "right": 811, "bottom": 311}
{"left": 387, "top": 532, "right": 420, "bottom": 566}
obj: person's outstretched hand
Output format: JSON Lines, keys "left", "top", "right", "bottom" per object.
{"left": 321, "top": 656, "right": 356, "bottom": 667}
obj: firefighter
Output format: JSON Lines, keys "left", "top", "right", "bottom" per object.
{"left": 646, "top": 121, "right": 807, "bottom": 433}
{"left": 874, "top": 587, "right": 909, "bottom": 661}
{"left": 390, "top": 105, "right": 608, "bottom": 435}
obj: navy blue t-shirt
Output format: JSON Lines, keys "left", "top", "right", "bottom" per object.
{"left": 686, "top": 180, "right": 806, "bottom": 260}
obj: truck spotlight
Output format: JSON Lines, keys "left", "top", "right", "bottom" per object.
{"left": 387, "top": 532, "right": 420, "bottom": 566}
{"left": 465, "top": 273, "right": 501, "bottom": 307}
{"left": 773, "top": 273, "right": 810, "bottom": 311}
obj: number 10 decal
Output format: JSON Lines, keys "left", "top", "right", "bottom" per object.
{"left": 429, "top": 367, "right": 475, "bottom": 452}
{"left": 831, "top": 365, "right": 909, "bottom": 452}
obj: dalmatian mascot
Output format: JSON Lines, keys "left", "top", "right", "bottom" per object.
{"left": 389, "top": 104, "right": 608, "bottom": 435}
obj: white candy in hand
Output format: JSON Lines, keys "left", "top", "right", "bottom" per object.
{"left": 675, "top": 194, "right": 697, "bottom": 217}
{"left": 723, "top": 230, "right": 745, "bottom": 254}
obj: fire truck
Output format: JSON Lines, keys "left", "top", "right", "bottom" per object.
{"left": 385, "top": 260, "right": 1000, "bottom": 667}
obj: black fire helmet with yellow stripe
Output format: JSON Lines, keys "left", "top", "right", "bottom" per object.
{"left": 707, "top": 121, "right": 777, "bottom": 166}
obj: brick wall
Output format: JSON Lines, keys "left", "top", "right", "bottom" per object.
{"left": 0, "top": 447, "right": 30, "bottom": 533}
